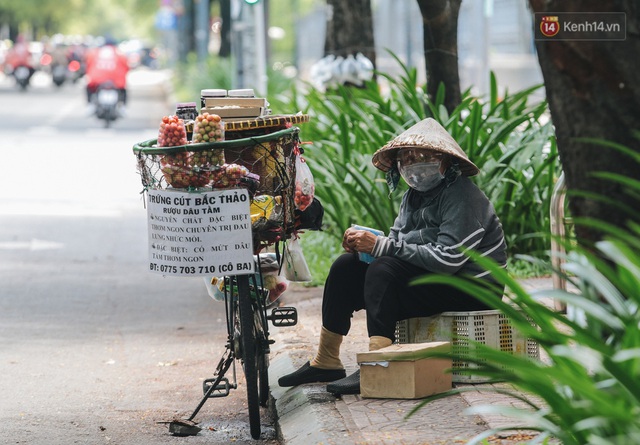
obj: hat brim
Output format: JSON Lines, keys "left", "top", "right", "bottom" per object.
{"left": 371, "top": 119, "right": 480, "bottom": 176}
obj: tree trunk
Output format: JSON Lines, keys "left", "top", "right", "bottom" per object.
{"left": 416, "top": 0, "right": 462, "bottom": 114}
{"left": 529, "top": 0, "right": 640, "bottom": 248}
{"left": 219, "top": 0, "right": 231, "bottom": 58}
{"left": 324, "top": 0, "right": 376, "bottom": 69}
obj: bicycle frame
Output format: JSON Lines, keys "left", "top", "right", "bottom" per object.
{"left": 170, "top": 266, "right": 295, "bottom": 439}
{"left": 135, "top": 125, "right": 304, "bottom": 439}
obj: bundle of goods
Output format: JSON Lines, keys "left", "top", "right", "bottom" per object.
{"left": 204, "top": 253, "right": 289, "bottom": 304}
{"left": 210, "top": 163, "right": 251, "bottom": 188}
{"left": 200, "top": 89, "right": 269, "bottom": 121}
{"left": 250, "top": 194, "right": 284, "bottom": 242}
{"left": 133, "top": 93, "right": 311, "bottom": 246}
{"left": 155, "top": 114, "right": 226, "bottom": 188}
{"left": 134, "top": 127, "right": 302, "bottom": 245}
{"left": 192, "top": 113, "right": 225, "bottom": 143}
{"left": 157, "top": 115, "right": 188, "bottom": 147}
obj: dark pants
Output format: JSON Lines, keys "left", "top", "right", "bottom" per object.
{"left": 321, "top": 253, "right": 502, "bottom": 341}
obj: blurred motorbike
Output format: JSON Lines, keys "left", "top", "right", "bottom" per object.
{"left": 12, "top": 64, "right": 34, "bottom": 91}
{"left": 6, "top": 35, "right": 34, "bottom": 91}
{"left": 51, "top": 63, "right": 68, "bottom": 87}
{"left": 92, "top": 81, "right": 122, "bottom": 128}
{"left": 67, "top": 58, "right": 85, "bottom": 83}
{"left": 40, "top": 45, "right": 72, "bottom": 88}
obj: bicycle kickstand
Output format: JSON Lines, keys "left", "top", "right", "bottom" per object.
{"left": 165, "top": 349, "right": 235, "bottom": 436}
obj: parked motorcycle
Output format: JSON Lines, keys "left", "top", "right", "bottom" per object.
{"left": 92, "top": 81, "right": 122, "bottom": 128}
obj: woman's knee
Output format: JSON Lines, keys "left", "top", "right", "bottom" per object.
{"left": 328, "top": 252, "right": 362, "bottom": 277}
{"left": 365, "top": 256, "right": 404, "bottom": 283}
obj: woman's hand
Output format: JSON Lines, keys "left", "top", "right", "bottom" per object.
{"left": 342, "top": 228, "right": 356, "bottom": 252}
{"left": 342, "top": 228, "right": 377, "bottom": 254}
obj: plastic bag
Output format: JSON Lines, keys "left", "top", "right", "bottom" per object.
{"left": 283, "top": 237, "right": 312, "bottom": 282}
{"left": 294, "top": 155, "right": 314, "bottom": 211}
{"left": 258, "top": 253, "right": 279, "bottom": 273}
{"left": 294, "top": 197, "right": 324, "bottom": 231}
{"left": 211, "top": 163, "right": 250, "bottom": 188}
{"left": 250, "top": 195, "right": 281, "bottom": 224}
{"left": 262, "top": 270, "right": 289, "bottom": 304}
{"left": 204, "top": 276, "right": 225, "bottom": 301}
{"left": 192, "top": 112, "right": 225, "bottom": 144}
{"left": 157, "top": 115, "right": 188, "bottom": 147}
{"left": 352, "top": 225, "right": 384, "bottom": 264}
{"left": 255, "top": 253, "right": 288, "bottom": 303}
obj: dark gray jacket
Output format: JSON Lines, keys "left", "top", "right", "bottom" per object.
{"left": 372, "top": 174, "right": 507, "bottom": 279}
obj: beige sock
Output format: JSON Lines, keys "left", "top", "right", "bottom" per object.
{"left": 310, "top": 327, "right": 344, "bottom": 370}
{"left": 369, "top": 335, "right": 393, "bottom": 351}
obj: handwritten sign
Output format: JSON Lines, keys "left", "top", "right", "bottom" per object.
{"left": 146, "top": 189, "right": 255, "bottom": 276}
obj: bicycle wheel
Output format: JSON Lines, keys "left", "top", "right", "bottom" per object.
{"left": 237, "top": 275, "right": 261, "bottom": 439}
{"left": 258, "top": 347, "right": 270, "bottom": 407}
{"left": 251, "top": 280, "right": 270, "bottom": 407}
{"left": 254, "top": 302, "right": 269, "bottom": 407}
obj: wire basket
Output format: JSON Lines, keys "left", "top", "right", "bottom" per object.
{"left": 133, "top": 127, "right": 300, "bottom": 250}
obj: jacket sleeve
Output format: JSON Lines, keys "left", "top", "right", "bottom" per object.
{"left": 386, "top": 193, "right": 408, "bottom": 242}
{"left": 372, "top": 190, "right": 486, "bottom": 274}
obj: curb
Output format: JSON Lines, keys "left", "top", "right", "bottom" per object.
{"left": 267, "top": 288, "right": 365, "bottom": 445}
{"left": 269, "top": 354, "right": 349, "bottom": 445}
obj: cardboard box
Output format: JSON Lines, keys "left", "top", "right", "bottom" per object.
{"left": 357, "top": 342, "right": 452, "bottom": 399}
{"left": 203, "top": 97, "right": 268, "bottom": 108}
{"left": 201, "top": 106, "right": 265, "bottom": 120}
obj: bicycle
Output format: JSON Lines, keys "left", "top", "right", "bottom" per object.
{"left": 133, "top": 119, "right": 310, "bottom": 439}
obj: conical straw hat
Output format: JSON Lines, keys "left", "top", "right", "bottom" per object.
{"left": 372, "top": 118, "right": 479, "bottom": 176}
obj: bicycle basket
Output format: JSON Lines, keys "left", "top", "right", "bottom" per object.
{"left": 133, "top": 127, "right": 300, "bottom": 248}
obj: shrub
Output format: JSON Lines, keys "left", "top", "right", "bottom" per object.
{"left": 275, "top": 56, "right": 559, "bottom": 279}
{"left": 172, "top": 54, "right": 560, "bottom": 283}
{"left": 409, "top": 145, "right": 640, "bottom": 443}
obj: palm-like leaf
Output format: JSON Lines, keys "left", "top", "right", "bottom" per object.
{"left": 408, "top": 221, "right": 640, "bottom": 444}
{"left": 277, "top": 54, "right": 558, "bottom": 265}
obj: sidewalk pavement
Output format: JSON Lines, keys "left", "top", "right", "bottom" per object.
{"left": 267, "top": 278, "right": 554, "bottom": 445}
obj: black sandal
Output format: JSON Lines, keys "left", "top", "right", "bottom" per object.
{"left": 326, "top": 369, "right": 360, "bottom": 395}
{"left": 278, "top": 361, "right": 346, "bottom": 387}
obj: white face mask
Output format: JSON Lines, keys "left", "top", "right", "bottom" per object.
{"left": 399, "top": 161, "right": 443, "bottom": 192}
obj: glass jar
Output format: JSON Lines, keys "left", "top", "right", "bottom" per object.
{"left": 200, "top": 89, "right": 227, "bottom": 108}
{"left": 227, "top": 88, "right": 255, "bottom": 98}
{"left": 176, "top": 102, "right": 198, "bottom": 121}
{"left": 176, "top": 102, "right": 198, "bottom": 140}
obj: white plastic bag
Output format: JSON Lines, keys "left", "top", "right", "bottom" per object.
{"left": 204, "top": 276, "right": 225, "bottom": 301}
{"left": 262, "top": 269, "right": 289, "bottom": 304}
{"left": 294, "top": 155, "right": 315, "bottom": 211}
{"left": 283, "top": 237, "right": 312, "bottom": 282}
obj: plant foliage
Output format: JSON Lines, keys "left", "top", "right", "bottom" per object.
{"left": 275, "top": 55, "right": 559, "bottom": 262}
{"left": 409, "top": 145, "right": 640, "bottom": 444}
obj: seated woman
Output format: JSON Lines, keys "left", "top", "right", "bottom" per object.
{"left": 278, "top": 118, "right": 507, "bottom": 395}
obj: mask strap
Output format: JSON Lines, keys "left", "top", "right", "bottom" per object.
{"left": 444, "top": 162, "right": 461, "bottom": 186}
{"left": 385, "top": 164, "right": 400, "bottom": 196}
